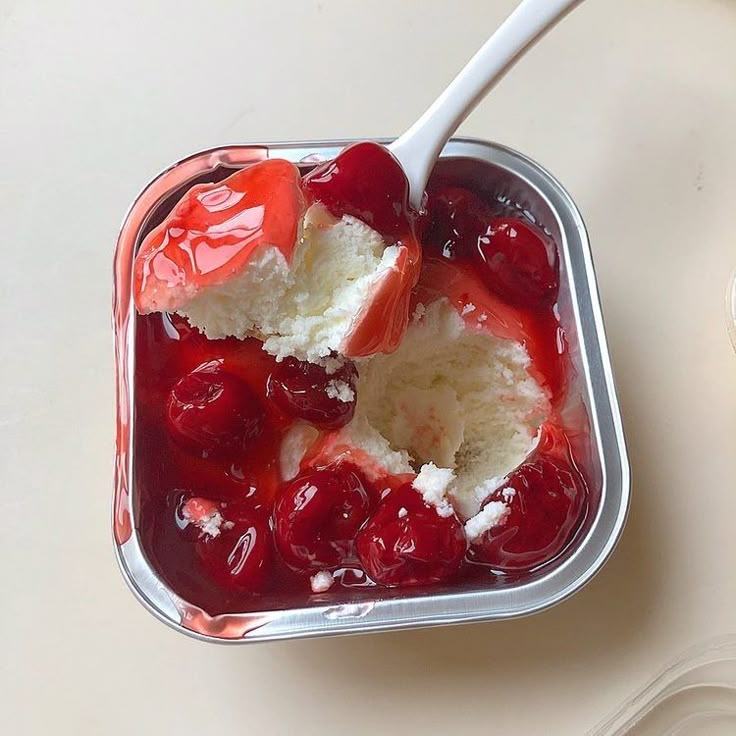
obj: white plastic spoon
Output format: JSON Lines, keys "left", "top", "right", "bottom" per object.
{"left": 389, "top": 0, "right": 584, "bottom": 209}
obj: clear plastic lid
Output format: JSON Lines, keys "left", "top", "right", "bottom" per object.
{"left": 590, "top": 636, "right": 736, "bottom": 735}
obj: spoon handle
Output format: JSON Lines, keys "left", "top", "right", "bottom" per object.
{"left": 390, "top": 0, "right": 584, "bottom": 208}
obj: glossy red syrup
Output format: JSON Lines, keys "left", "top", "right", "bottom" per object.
{"left": 132, "top": 149, "right": 590, "bottom": 614}
{"left": 134, "top": 159, "right": 306, "bottom": 314}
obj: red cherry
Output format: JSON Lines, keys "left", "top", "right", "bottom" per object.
{"left": 356, "top": 483, "right": 466, "bottom": 587}
{"left": 476, "top": 217, "right": 558, "bottom": 309}
{"left": 167, "top": 360, "right": 264, "bottom": 458}
{"left": 303, "top": 141, "right": 414, "bottom": 242}
{"left": 273, "top": 465, "right": 374, "bottom": 572}
{"left": 193, "top": 502, "right": 272, "bottom": 592}
{"left": 468, "top": 454, "right": 587, "bottom": 572}
{"left": 425, "top": 186, "right": 492, "bottom": 260}
{"left": 266, "top": 357, "right": 357, "bottom": 430}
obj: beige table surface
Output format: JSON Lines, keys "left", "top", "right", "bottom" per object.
{"left": 2, "top": 0, "right": 736, "bottom": 733}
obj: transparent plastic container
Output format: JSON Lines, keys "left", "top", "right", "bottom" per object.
{"left": 591, "top": 636, "right": 736, "bottom": 735}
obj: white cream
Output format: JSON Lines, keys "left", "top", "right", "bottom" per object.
{"left": 339, "top": 300, "right": 548, "bottom": 518}
{"left": 310, "top": 571, "right": 335, "bottom": 593}
{"left": 464, "top": 501, "right": 511, "bottom": 542}
{"left": 325, "top": 379, "right": 355, "bottom": 403}
{"left": 279, "top": 423, "right": 319, "bottom": 482}
{"left": 180, "top": 204, "right": 398, "bottom": 363}
{"left": 411, "top": 463, "right": 456, "bottom": 518}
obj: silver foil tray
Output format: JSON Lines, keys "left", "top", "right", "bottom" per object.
{"left": 112, "top": 138, "right": 630, "bottom": 643}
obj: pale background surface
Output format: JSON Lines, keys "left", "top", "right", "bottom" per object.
{"left": 2, "top": 0, "right": 736, "bottom": 733}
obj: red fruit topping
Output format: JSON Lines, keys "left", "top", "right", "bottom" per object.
{"left": 469, "top": 453, "right": 587, "bottom": 572}
{"left": 477, "top": 217, "right": 558, "bottom": 309}
{"left": 126, "top": 151, "right": 589, "bottom": 614}
{"left": 273, "top": 465, "right": 375, "bottom": 572}
{"left": 266, "top": 357, "right": 357, "bottom": 430}
{"left": 166, "top": 360, "right": 264, "bottom": 458}
{"left": 134, "top": 159, "right": 305, "bottom": 313}
{"left": 193, "top": 501, "right": 271, "bottom": 592}
{"left": 426, "top": 186, "right": 558, "bottom": 309}
{"left": 304, "top": 141, "right": 414, "bottom": 242}
{"left": 303, "top": 142, "right": 422, "bottom": 358}
{"left": 425, "top": 186, "right": 492, "bottom": 260}
{"left": 356, "top": 483, "right": 466, "bottom": 587}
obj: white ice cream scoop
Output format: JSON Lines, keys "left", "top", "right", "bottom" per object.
{"left": 389, "top": 0, "right": 584, "bottom": 209}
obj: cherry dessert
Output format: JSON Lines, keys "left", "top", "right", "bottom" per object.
{"left": 130, "top": 145, "right": 591, "bottom": 615}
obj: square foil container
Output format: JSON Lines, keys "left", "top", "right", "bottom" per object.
{"left": 113, "top": 138, "right": 630, "bottom": 643}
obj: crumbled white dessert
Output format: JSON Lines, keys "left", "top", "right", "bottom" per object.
{"left": 179, "top": 204, "right": 399, "bottom": 363}
{"left": 397, "top": 507, "right": 408, "bottom": 518}
{"left": 473, "top": 476, "right": 506, "bottom": 505}
{"left": 461, "top": 302, "right": 476, "bottom": 316}
{"left": 464, "top": 501, "right": 511, "bottom": 542}
{"left": 502, "top": 487, "right": 517, "bottom": 503}
{"left": 329, "top": 413, "right": 413, "bottom": 480}
{"left": 182, "top": 503, "right": 224, "bottom": 538}
{"left": 325, "top": 379, "right": 355, "bottom": 403}
{"left": 280, "top": 423, "right": 319, "bottom": 481}
{"left": 321, "top": 356, "right": 344, "bottom": 375}
{"left": 310, "top": 570, "right": 335, "bottom": 593}
{"left": 343, "top": 299, "right": 548, "bottom": 518}
{"left": 412, "top": 302, "right": 426, "bottom": 322}
{"left": 411, "top": 462, "right": 456, "bottom": 518}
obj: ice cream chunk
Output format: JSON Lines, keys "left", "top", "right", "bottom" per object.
{"left": 411, "top": 463, "right": 456, "bottom": 518}
{"left": 133, "top": 159, "right": 415, "bottom": 362}
{"left": 464, "top": 501, "right": 511, "bottom": 542}
{"left": 181, "top": 204, "right": 402, "bottom": 362}
{"left": 339, "top": 299, "right": 549, "bottom": 518}
{"left": 279, "top": 423, "right": 319, "bottom": 481}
